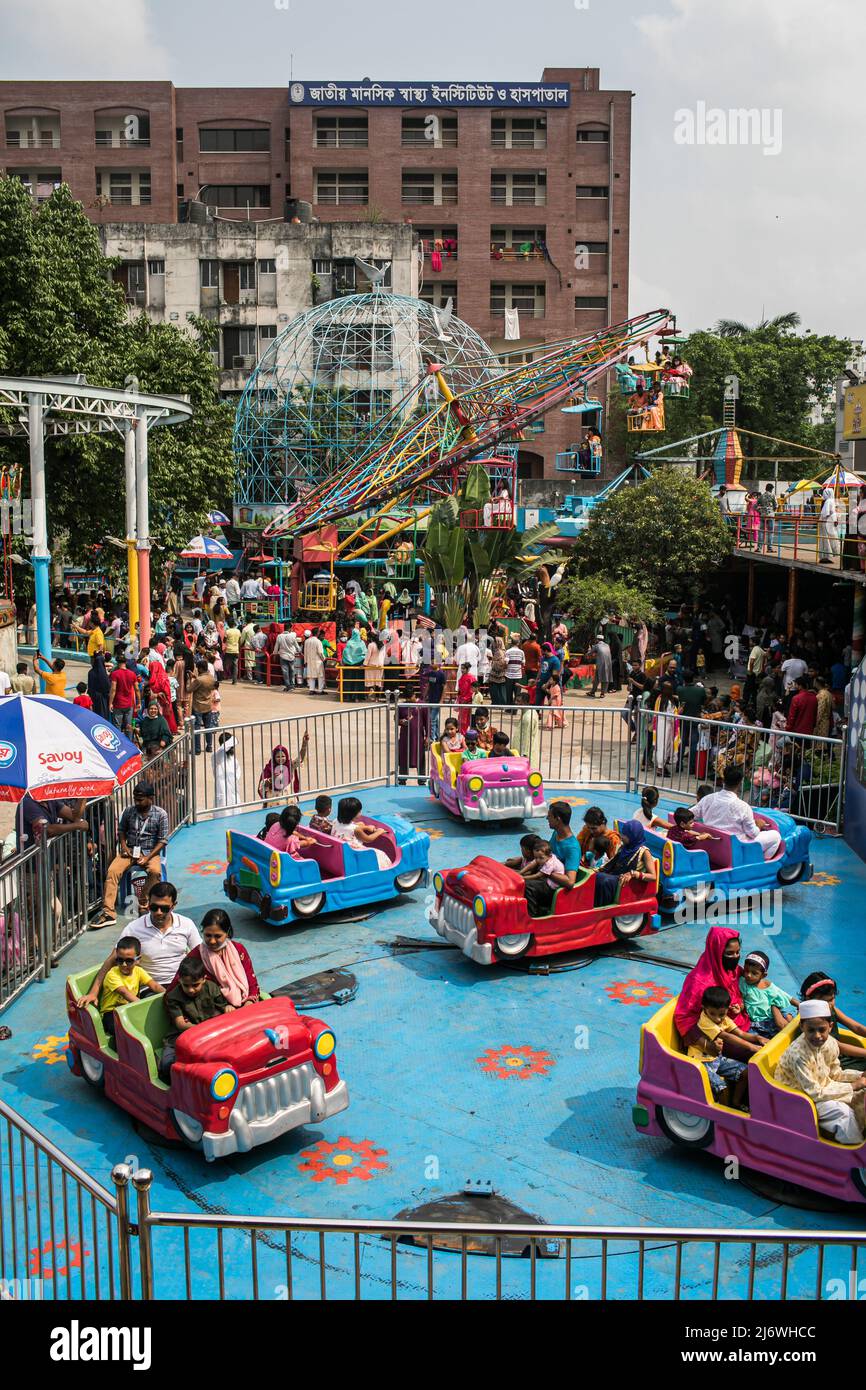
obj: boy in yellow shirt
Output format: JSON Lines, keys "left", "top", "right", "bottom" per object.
{"left": 687, "top": 985, "right": 762, "bottom": 1108}
{"left": 98, "top": 936, "right": 163, "bottom": 1039}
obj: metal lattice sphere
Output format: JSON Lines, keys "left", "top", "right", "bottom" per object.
{"left": 233, "top": 290, "right": 501, "bottom": 512}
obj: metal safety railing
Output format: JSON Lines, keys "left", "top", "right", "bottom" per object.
{"left": 1, "top": 1101, "right": 864, "bottom": 1302}
{"left": 727, "top": 511, "right": 860, "bottom": 572}
{"left": 393, "top": 699, "right": 634, "bottom": 791}
{"left": 634, "top": 707, "right": 845, "bottom": 831}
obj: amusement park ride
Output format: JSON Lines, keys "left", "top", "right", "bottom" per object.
{"left": 242, "top": 301, "right": 677, "bottom": 612}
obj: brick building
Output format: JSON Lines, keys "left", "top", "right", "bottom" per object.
{"left": 1, "top": 68, "right": 632, "bottom": 478}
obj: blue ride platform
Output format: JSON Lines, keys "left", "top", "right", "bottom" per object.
{"left": 2, "top": 785, "right": 865, "bottom": 1300}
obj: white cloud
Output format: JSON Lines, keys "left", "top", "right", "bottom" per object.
{"left": 0, "top": 0, "right": 170, "bottom": 79}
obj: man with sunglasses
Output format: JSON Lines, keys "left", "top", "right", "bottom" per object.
{"left": 76, "top": 881, "right": 200, "bottom": 1010}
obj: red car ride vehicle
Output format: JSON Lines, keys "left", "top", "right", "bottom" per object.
{"left": 430, "top": 855, "right": 661, "bottom": 964}
{"left": 66, "top": 966, "right": 349, "bottom": 1160}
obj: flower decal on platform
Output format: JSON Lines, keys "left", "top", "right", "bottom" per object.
{"left": 187, "top": 859, "right": 228, "bottom": 876}
{"left": 476, "top": 1044, "right": 555, "bottom": 1079}
{"left": 414, "top": 824, "right": 445, "bottom": 841}
{"left": 804, "top": 872, "right": 841, "bottom": 888}
{"left": 298, "top": 1136, "right": 389, "bottom": 1185}
{"left": 29, "top": 1239, "right": 88, "bottom": 1280}
{"left": 32, "top": 1034, "right": 69, "bottom": 1065}
{"left": 605, "top": 979, "right": 672, "bottom": 1007}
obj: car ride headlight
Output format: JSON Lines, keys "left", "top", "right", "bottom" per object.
{"left": 210, "top": 1068, "right": 239, "bottom": 1101}
{"left": 433, "top": 871, "right": 444, "bottom": 895}
{"left": 468, "top": 776, "right": 484, "bottom": 793}
{"left": 314, "top": 1030, "right": 336, "bottom": 1061}
{"left": 528, "top": 772, "right": 543, "bottom": 788}
{"left": 473, "top": 895, "right": 486, "bottom": 919}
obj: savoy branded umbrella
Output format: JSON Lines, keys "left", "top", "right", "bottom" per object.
{"left": 0, "top": 695, "right": 142, "bottom": 803}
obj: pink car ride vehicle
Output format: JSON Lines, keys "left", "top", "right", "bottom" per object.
{"left": 429, "top": 742, "right": 545, "bottom": 823}
{"left": 634, "top": 996, "right": 866, "bottom": 1203}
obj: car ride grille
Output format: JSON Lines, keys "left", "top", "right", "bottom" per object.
{"left": 442, "top": 895, "right": 474, "bottom": 938}
{"left": 236, "top": 1061, "right": 315, "bottom": 1121}
{"left": 484, "top": 784, "right": 525, "bottom": 811}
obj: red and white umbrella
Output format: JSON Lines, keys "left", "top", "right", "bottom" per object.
{"left": 0, "top": 695, "right": 142, "bottom": 803}
{"left": 180, "top": 535, "right": 234, "bottom": 560}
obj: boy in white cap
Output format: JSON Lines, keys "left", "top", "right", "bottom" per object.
{"left": 776, "top": 1000, "right": 866, "bottom": 1144}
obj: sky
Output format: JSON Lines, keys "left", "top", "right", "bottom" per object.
{"left": 2, "top": 0, "right": 864, "bottom": 342}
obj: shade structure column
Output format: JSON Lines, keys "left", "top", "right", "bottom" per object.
{"left": 28, "top": 393, "right": 52, "bottom": 679}
{"left": 124, "top": 419, "right": 139, "bottom": 632}
{"left": 135, "top": 411, "right": 151, "bottom": 648}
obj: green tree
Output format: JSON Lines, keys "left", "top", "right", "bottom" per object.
{"left": 572, "top": 467, "right": 730, "bottom": 608}
{"left": 0, "top": 179, "right": 234, "bottom": 564}
{"left": 654, "top": 319, "right": 859, "bottom": 477}
{"left": 558, "top": 572, "right": 656, "bottom": 649}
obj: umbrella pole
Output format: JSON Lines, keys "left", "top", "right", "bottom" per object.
{"left": 28, "top": 393, "right": 52, "bottom": 673}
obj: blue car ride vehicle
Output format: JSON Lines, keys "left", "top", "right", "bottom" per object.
{"left": 223, "top": 815, "right": 430, "bottom": 925}
{"left": 643, "top": 808, "right": 813, "bottom": 913}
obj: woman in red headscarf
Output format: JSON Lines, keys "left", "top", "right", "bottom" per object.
{"left": 675, "top": 926, "right": 750, "bottom": 1052}
{"left": 145, "top": 658, "right": 178, "bottom": 734}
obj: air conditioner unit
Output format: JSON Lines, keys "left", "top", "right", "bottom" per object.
{"left": 232, "top": 354, "right": 256, "bottom": 369}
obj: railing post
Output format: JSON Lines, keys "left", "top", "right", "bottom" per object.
{"left": 111, "top": 1163, "right": 135, "bottom": 1299}
{"left": 133, "top": 1168, "right": 155, "bottom": 1300}
{"left": 185, "top": 715, "right": 197, "bottom": 825}
{"left": 37, "top": 839, "right": 52, "bottom": 979}
{"left": 625, "top": 700, "right": 634, "bottom": 792}
{"left": 387, "top": 692, "right": 396, "bottom": 786}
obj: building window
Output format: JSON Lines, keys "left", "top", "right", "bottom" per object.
{"left": 10, "top": 169, "right": 62, "bottom": 203}
{"left": 575, "top": 185, "right": 609, "bottom": 198}
{"left": 113, "top": 261, "right": 147, "bottom": 302}
{"left": 200, "top": 260, "right": 220, "bottom": 289}
{"left": 199, "top": 184, "right": 271, "bottom": 208}
{"left": 490, "top": 283, "right": 546, "bottom": 317}
{"left": 314, "top": 170, "right": 369, "bottom": 205}
{"left": 416, "top": 227, "right": 459, "bottom": 262}
{"left": 222, "top": 326, "right": 257, "bottom": 369}
{"left": 314, "top": 114, "right": 368, "bottom": 148}
{"left": 238, "top": 262, "right": 256, "bottom": 290}
{"left": 96, "top": 170, "right": 151, "bottom": 206}
{"left": 490, "top": 227, "right": 547, "bottom": 260}
{"left": 490, "top": 170, "right": 546, "bottom": 206}
{"left": 420, "top": 282, "right": 458, "bottom": 314}
{"left": 259, "top": 324, "right": 277, "bottom": 339}
{"left": 574, "top": 296, "right": 608, "bottom": 309}
{"left": 94, "top": 113, "right": 150, "bottom": 148}
{"left": 401, "top": 113, "right": 458, "bottom": 147}
{"left": 576, "top": 126, "right": 609, "bottom": 144}
{"left": 312, "top": 258, "right": 332, "bottom": 275}
{"left": 401, "top": 170, "right": 458, "bottom": 206}
{"left": 147, "top": 258, "right": 165, "bottom": 276}
{"left": 491, "top": 115, "right": 547, "bottom": 149}
{"left": 5, "top": 116, "right": 61, "bottom": 149}
{"left": 199, "top": 128, "right": 270, "bottom": 152}
{"left": 258, "top": 258, "right": 276, "bottom": 276}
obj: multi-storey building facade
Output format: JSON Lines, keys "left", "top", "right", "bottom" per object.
{"left": 1, "top": 68, "right": 631, "bottom": 477}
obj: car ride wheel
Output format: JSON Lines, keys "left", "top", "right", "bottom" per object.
{"left": 259, "top": 894, "right": 273, "bottom": 921}
{"left": 682, "top": 882, "right": 712, "bottom": 908}
{"left": 776, "top": 861, "right": 805, "bottom": 886}
{"left": 226, "top": 879, "right": 239, "bottom": 902}
{"left": 291, "top": 891, "right": 326, "bottom": 919}
{"left": 395, "top": 868, "right": 425, "bottom": 892}
{"left": 79, "top": 1051, "right": 105, "bottom": 1089}
{"left": 171, "top": 1109, "right": 204, "bottom": 1149}
{"left": 612, "top": 911, "right": 647, "bottom": 940}
{"left": 493, "top": 933, "right": 533, "bottom": 960}
{"left": 657, "top": 1104, "right": 715, "bottom": 1149}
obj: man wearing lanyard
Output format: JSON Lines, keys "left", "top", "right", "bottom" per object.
{"left": 77, "top": 880, "right": 201, "bottom": 1007}
{"left": 90, "top": 781, "right": 169, "bottom": 928}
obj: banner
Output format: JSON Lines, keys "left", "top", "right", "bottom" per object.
{"left": 288, "top": 81, "right": 570, "bottom": 108}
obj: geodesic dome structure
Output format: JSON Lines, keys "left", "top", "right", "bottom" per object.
{"left": 232, "top": 290, "right": 502, "bottom": 511}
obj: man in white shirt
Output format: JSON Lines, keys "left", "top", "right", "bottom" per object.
{"left": 504, "top": 642, "right": 526, "bottom": 702}
{"left": 76, "top": 881, "right": 201, "bottom": 1005}
{"left": 0, "top": 668, "right": 11, "bottom": 697}
{"left": 692, "top": 765, "right": 782, "bottom": 861}
{"left": 455, "top": 633, "right": 481, "bottom": 679}
{"left": 781, "top": 653, "right": 808, "bottom": 691}
{"left": 273, "top": 627, "right": 301, "bottom": 690}
{"left": 240, "top": 572, "right": 264, "bottom": 601}
{"left": 224, "top": 575, "right": 241, "bottom": 614}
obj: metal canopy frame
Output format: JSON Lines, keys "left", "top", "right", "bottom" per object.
{"left": 0, "top": 376, "right": 192, "bottom": 659}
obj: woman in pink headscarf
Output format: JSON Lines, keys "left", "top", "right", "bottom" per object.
{"left": 145, "top": 658, "right": 178, "bottom": 734}
{"left": 173, "top": 908, "right": 260, "bottom": 1006}
{"left": 675, "top": 926, "right": 750, "bottom": 1049}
